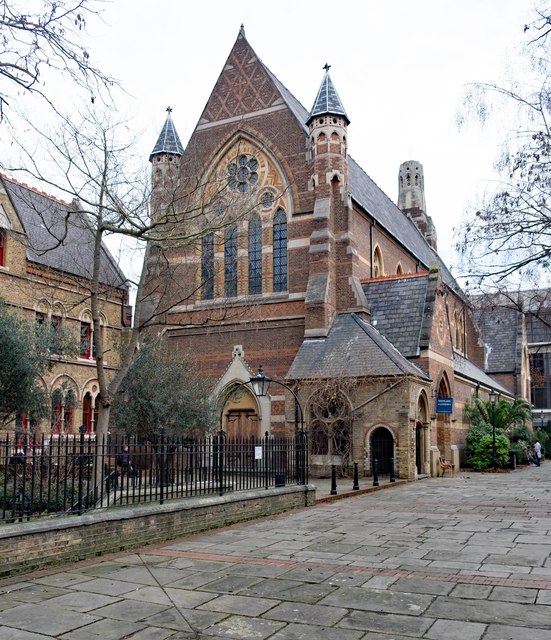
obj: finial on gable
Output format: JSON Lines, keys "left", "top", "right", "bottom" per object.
{"left": 239, "top": 24, "right": 246, "bottom": 37}
{"left": 323, "top": 63, "right": 331, "bottom": 72}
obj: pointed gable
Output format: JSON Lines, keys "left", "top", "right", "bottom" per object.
{"left": 198, "top": 31, "right": 284, "bottom": 127}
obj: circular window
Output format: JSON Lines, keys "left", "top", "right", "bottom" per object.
{"left": 228, "top": 155, "right": 259, "bottom": 192}
{"left": 261, "top": 192, "right": 274, "bottom": 208}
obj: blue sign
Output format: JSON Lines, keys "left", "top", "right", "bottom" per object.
{"left": 436, "top": 397, "right": 454, "bottom": 414}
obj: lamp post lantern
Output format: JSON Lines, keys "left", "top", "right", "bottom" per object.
{"left": 489, "top": 389, "right": 498, "bottom": 471}
{"left": 249, "top": 365, "right": 307, "bottom": 484}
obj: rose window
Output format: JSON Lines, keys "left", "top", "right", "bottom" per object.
{"left": 228, "top": 155, "right": 259, "bottom": 192}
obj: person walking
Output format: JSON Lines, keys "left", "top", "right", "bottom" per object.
{"left": 533, "top": 440, "right": 542, "bottom": 467}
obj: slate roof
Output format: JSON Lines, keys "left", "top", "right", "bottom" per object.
{"left": 307, "top": 71, "right": 350, "bottom": 125}
{"left": 265, "top": 63, "right": 463, "bottom": 300}
{"left": 287, "top": 313, "right": 430, "bottom": 381}
{"left": 150, "top": 110, "right": 184, "bottom": 160}
{"left": 3, "top": 177, "right": 127, "bottom": 290}
{"left": 473, "top": 306, "right": 522, "bottom": 373}
{"left": 362, "top": 275, "right": 429, "bottom": 357}
{"left": 454, "top": 352, "right": 513, "bottom": 396}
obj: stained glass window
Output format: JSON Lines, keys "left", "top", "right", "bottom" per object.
{"left": 273, "top": 209, "right": 287, "bottom": 292}
{"left": 201, "top": 233, "right": 214, "bottom": 300}
{"left": 224, "top": 224, "right": 238, "bottom": 298}
{"left": 248, "top": 215, "right": 262, "bottom": 295}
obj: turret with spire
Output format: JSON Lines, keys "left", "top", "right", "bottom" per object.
{"left": 150, "top": 107, "right": 184, "bottom": 222}
{"left": 307, "top": 64, "right": 349, "bottom": 197}
{"left": 304, "top": 66, "right": 366, "bottom": 337}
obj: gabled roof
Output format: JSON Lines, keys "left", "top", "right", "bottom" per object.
{"left": 287, "top": 312, "right": 430, "bottom": 381}
{"left": 362, "top": 275, "right": 430, "bottom": 357}
{"left": 307, "top": 69, "right": 349, "bottom": 125}
{"left": 2, "top": 176, "right": 127, "bottom": 290}
{"left": 150, "top": 109, "right": 184, "bottom": 160}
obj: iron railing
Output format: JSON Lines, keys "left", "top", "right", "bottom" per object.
{"left": 0, "top": 430, "right": 308, "bottom": 524}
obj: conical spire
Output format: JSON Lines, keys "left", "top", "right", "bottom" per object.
{"left": 307, "top": 64, "right": 349, "bottom": 125}
{"left": 149, "top": 107, "right": 184, "bottom": 161}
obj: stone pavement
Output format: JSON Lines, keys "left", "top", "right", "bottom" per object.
{"left": 0, "top": 464, "right": 550, "bottom": 639}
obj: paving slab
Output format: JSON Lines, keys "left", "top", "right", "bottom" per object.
{"left": 2, "top": 465, "right": 551, "bottom": 638}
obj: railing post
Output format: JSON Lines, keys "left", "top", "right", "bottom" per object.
{"left": 353, "top": 461, "right": 359, "bottom": 490}
{"left": 265, "top": 431, "right": 270, "bottom": 490}
{"left": 77, "top": 425, "right": 86, "bottom": 515}
{"left": 159, "top": 427, "right": 165, "bottom": 505}
{"left": 330, "top": 464, "right": 337, "bottom": 495}
{"left": 390, "top": 457, "right": 396, "bottom": 482}
{"left": 373, "top": 458, "right": 379, "bottom": 487}
{"left": 218, "top": 430, "right": 225, "bottom": 496}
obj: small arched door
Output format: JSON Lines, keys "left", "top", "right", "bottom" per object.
{"left": 371, "top": 427, "right": 394, "bottom": 475}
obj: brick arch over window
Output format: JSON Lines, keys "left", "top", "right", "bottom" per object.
{"left": 273, "top": 209, "right": 287, "bottom": 292}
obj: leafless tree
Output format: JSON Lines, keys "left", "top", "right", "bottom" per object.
{"left": 455, "top": 7, "right": 551, "bottom": 287}
{"left": 0, "top": 0, "right": 114, "bottom": 121}
{"left": 6, "top": 106, "right": 283, "bottom": 440}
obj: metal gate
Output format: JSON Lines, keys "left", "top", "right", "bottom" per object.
{"left": 371, "top": 427, "right": 394, "bottom": 475}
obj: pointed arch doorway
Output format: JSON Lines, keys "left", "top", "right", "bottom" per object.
{"left": 220, "top": 384, "right": 261, "bottom": 440}
{"left": 416, "top": 392, "right": 430, "bottom": 476}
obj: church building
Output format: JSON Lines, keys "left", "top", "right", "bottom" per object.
{"left": 143, "top": 29, "right": 513, "bottom": 480}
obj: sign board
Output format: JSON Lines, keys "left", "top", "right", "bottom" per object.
{"left": 254, "top": 446, "right": 262, "bottom": 460}
{"left": 436, "top": 397, "right": 454, "bottom": 414}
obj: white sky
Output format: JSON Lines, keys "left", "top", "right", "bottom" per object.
{"left": 6, "top": 0, "right": 543, "bottom": 284}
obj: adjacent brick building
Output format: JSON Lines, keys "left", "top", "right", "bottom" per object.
{"left": 144, "top": 29, "right": 514, "bottom": 479}
{"left": 0, "top": 174, "right": 129, "bottom": 440}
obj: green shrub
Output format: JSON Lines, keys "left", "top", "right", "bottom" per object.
{"left": 468, "top": 433, "right": 510, "bottom": 470}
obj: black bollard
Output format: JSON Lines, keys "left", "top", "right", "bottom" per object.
{"left": 330, "top": 464, "right": 337, "bottom": 495}
{"left": 353, "top": 461, "right": 359, "bottom": 490}
{"left": 390, "top": 457, "right": 396, "bottom": 482}
{"left": 373, "top": 458, "right": 379, "bottom": 487}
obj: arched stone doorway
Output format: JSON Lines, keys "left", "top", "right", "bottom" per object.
{"left": 371, "top": 426, "right": 394, "bottom": 475}
{"left": 220, "top": 383, "right": 260, "bottom": 440}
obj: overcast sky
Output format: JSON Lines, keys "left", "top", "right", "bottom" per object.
{"left": 9, "top": 0, "right": 542, "bottom": 283}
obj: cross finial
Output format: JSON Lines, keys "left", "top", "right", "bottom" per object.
{"left": 166, "top": 106, "right": 173, "bottom": 113}
{"left": 323, "top": 63, "right": 331, "bottom": 72}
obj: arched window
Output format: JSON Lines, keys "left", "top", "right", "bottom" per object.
{"left": 79, "top": 312, "right": 95, "bottom": 359}
{"left": 201, "top": 233, "right": 214, "bottom": 300}
{"left": 0, "top": 229, "right": 5, "bottom": 266}
{"left": 224, "top": 224, "right": 238, "bottom": 298}
{"left": 455, "top": 312, "right": 465, "bottom": 352}
{"left": 273, "top": 209, "right": 287, "bottom": 292}
{"left": 396, "top": 263, "right": 403, "bottom": 275}
{"left": 51, "top": 387, "right": 76, "bottom": 434}
{"left": 373, "top": 246, "right": 383, "bottom": 278}
{"left": 82, "top": 392, "right": 98, "bottom": 434}
{"left": 248, "top": 214, "right": 262, "bottom": 295}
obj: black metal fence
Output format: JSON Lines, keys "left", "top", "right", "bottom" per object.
{"left": 0, "top": 430, "right": 308, "bottom": 524}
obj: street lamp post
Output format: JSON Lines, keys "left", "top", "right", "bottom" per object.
{"left": 489, "top": 389, "right": 498, "bottom": 471}
{"left": 249, "top": 365, "right": 307, "bottom": 484}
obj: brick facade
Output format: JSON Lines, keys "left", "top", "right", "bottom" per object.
{"left": 144, "top": 31, "right": 514, "bottom": 479}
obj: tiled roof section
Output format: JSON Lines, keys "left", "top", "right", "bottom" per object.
{"left": 287, "top": 313, "right": 430, "bottom": 381}
{"left": 454, "top": 353, "right": 513, "bottom": 396}
{"left": 3, "top": 177, "right": 127, "bottom": 289}
{"left": 362, "top": 275, "right": 429, "bottom": 357}
{"left": 473, "top": 306, "right": 522, "bottom": 373}
{"left": 150, "top": 110, "right": 184, "bottom": 160}
{"left": 307, "top": 71, "right": 349, "bottom": 124}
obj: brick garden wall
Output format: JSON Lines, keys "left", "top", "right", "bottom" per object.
{"left": 0, "top": 486, "right": 315, "bottom": 578}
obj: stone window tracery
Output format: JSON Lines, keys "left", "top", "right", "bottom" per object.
{"left": 273, "top": 209, "right": 287, "bottom": 292}
{"left": 227, "top": 155, "right": 259, "bottom": 192}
